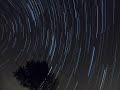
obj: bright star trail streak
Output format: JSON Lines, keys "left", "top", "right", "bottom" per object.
{"left": 0, "top": 0, "right": 120, "bottom": 90}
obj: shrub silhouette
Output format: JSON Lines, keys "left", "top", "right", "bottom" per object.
{"left": 13, "top": 60, "right": 59, "bottom": 90}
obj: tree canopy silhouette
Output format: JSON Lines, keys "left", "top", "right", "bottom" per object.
{"left": 13, "top": 60, "right": 59, "bottom": 90}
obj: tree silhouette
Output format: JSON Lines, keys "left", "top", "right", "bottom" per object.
{"left": 13, "top": 60, "right": 59, "bottom": 90}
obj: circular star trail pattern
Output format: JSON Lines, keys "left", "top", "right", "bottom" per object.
{"left": 0, "top": 0, "right": 120, "bottom": 90}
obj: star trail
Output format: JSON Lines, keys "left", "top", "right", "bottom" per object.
{"left": 0, "top": 0, "right": 120, "bottom": 90}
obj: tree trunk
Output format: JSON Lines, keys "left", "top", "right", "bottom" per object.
{"left": 34, "top": 88, "right": 38, "bottom": 90}
{"left": 29, "top": 88, "right": 38, "bottom": 90}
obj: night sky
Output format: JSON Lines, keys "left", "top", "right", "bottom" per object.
{"left": 0, "top": 0, "right": 120, "bottom": 90}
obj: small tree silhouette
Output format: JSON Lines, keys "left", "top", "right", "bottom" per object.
{"left": 13, "top": 60, "right": 59, "bottom": 90}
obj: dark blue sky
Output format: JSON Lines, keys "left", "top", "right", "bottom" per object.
{"left": 0, "top": 0, "right": 120, "bottom": 90}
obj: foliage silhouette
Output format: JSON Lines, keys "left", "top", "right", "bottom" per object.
{"left": 13, "top": 60, "right": 59, "bottom": 90}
